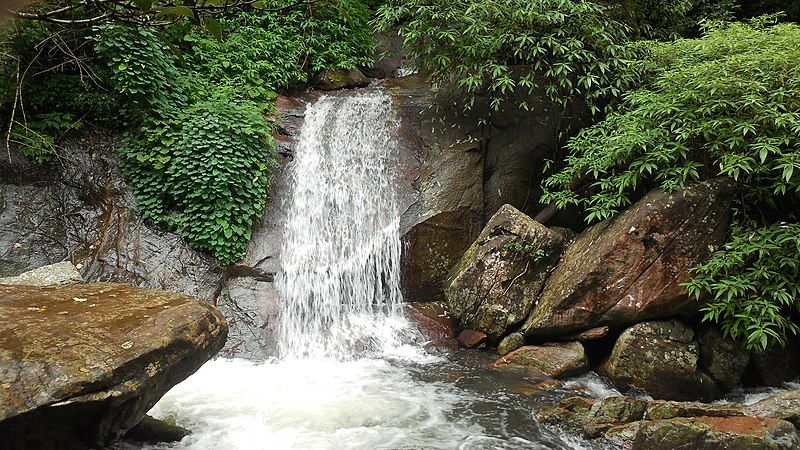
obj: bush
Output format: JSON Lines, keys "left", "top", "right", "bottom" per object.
{"left": 374, "top": 0, "right": 637, "bottom": 116}
{"left": 687, "top": 224, "right": 800, "bottom": 351}
{"left": 122, "top": 100, "right": 276, "bottom": 264}
{"left": 541, "top": 17, "right": 800, "bottom": 350}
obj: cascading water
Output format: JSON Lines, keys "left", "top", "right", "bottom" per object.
{"left": 141, "top": 89, "right": 597, "bottom": 450}
{"left": 277, "top": 92, "right": 408, "bottom": 360}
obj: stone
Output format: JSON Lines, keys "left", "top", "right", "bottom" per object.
{"left": 497, "top": 332, "right": 525, "bottom": 356}
{"left": 407, "top": 301, "right": 456, "bottom": 340}
{"left": 602, "top": 416, "right": 799, "bottom": 450}
{"left": 493, "top": 342, "right": 588, "bottom": 379}
{"left": 644, "top": 400, "right": 744, "bottom": 420}
{"left": 0, "top": 261, "right": 83, "bottom": 286}
{"left": 0, "top": 283, "right": 227, "bottom": 448}
{"left": 444, "top": 204, "right": 565, "bottom": 341}
{"left": 599, "top": 320, "right": 721, "bottom": 401}
{"left": 697, "top": 325, "right": 750, "bottom": 391}
{"left": 561, "top": 326, "right": 610, "bottom": 341}
{"left": 522, "top": 180, "right": 734, "bottom": 339}
{"left": 748, "top": 342, "right": 800, "bottom": 387}
{"left": 746, "top": 390, "right": 800, "bottom": 428}
{"left": 458, "top": 329, "right": 487, "bottom": 348}
{"left": 123, "top": 415, "right": 189, "bottom": 445}
{"left": 312, "top": 68, "right": 370, "bottom": 90}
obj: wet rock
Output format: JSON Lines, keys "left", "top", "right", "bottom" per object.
{"left": 407, "top": 301, "right": 456, "bottom": 341}
{"left": 0, "top": 261, "right": 83, "bottom": 286}
{"left": 493, "top": 342, "right": 588, "bottom": 379}
{"left": 522, "top": 180, "right": 734, "bottom": 339}
{"left": 537, "top": 396, "right": 597, "bottom": 428}
{"left": 497, "top": 332, "right": 525, "bottom": 356}
{"left": 747, "top": 342, "right": 800, "bottom": 387}
{"left": 444, "top": 205, "right": 564, "bottom": 341}
{"left": 599, "top": 320, "right": 721, "bottom": 401}
{"left": 215, "top": 276, "right": 279, "bottom": 359}
{"left": 602, "top": 416, "right": 799, "bottom": 450}
{"left": 746, "top": 390, "right": 800, "bottom": 428}
{"left": 0, "top": 283, "right": 227, "bottom": 448}
{"left": 697, "top": 325, "right": 750, "bottom": 391}
{"left": 313, "top": 68, "right": 370, "bottom": 90}
{"left": 123, "top": 415, "right": 189, "bottom": 445}
{"left": 0, "top": 132, "right": 221, "bottom": 300}
{"left": 458, "top": 329, "right": 487, "bottom": 348}
{"left": 644, "top": 400, "right": 745, "bottom": 420}
{"left": 561, "top": 326, "right": 610, "bottom": 341}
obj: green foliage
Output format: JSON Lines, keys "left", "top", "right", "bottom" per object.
{"left": 178, "top": 0, "right": 373, "bottom": 102}
{"left": 122, "top": 100, "right": 275, "bottom": 264}
{"left": 542, "top": 18, "right": 800, "bottom": 222}
{"left": 686, "top": 224, "right": 800, "bottom": 351}
{"left": 374, "top": 0, "right": 637, "bottom": 116}
{"left": 91, "top": 23, "right": 186, "bottom": 114}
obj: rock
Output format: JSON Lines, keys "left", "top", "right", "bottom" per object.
{"left": 537, "top": 396, "right": 597, "bottom": 429}
{"left": 697, "top": 325, "right": 750, "bottom": 391}
{"left": 0, "top": 131, "right": 221, "bottom": 300}
{"left": 561, "top": 326, "right": 610, "bottom": 341}
{"left": 537, "top": 396, "right": 647, "bottom": 438}
{"left": 312, "top": 68, "right": 370, "bottom": 90}
{"left": 497, "top": 332, "right": 525, "bottom": 356}
{"left": 599, "top": 321, "right": 721, "bottom": 401}
{"left": 0, "top": 261, "right": 83, "bottom": 286}
{"left": 123, "top": 415, "right": 189, "bottom": 444}
{"left": 458, "top": 329, "right": 487, "bottom": 348}
{"left": 644, "top": 400, "right": 745, "bottom": 420}
{"left": 386, "top": 75, "right": 485, "bottom": 303}
{"left": 0, "top": 283, "right": 227, "bottom": 448}
{"left": 602, "top": 416, "right": 799, "bottom": 450}
{"left": 407, "top": 301, "right": 456, "bottom": 341}
{"left": 746, "top": 390, "right": 800, "bottom": 428}
{"left": 493, "top": 342, "right": 588, "bottom": 379}
{"left": 444, "top": 204, "right": 565, "bottom": 341}
{"left": 522, "top": 180, "right": 734, "bottom": 339}
{"left": 747, "top": 342, "right": 800, "bottom": 387}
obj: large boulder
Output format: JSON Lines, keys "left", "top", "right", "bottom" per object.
{"left": 747, "top": 342, "right": 800, "bottom": 387}
{"left": 522, "top": 180, "right": 733, "bottom": 338}
{"left": 492, "top": 342, "right": 588, "bottom": 379}
{"left": 599, "top": 320, "right": 721, "bottom": 401}
{"left": 0, "top": 283, "right": 227, "bottom": 448}
{"left": 444, "top": 204, "right": 565, "bottom": 341}
{"left": 312, "top": 68, "right": 370, "bottom": 90}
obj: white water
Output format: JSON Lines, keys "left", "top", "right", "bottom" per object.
{"left": 277, "top": 92, "right": 406, "bottom": 359}
{"left": 141, "top": 91, "right": 591, "bottom": 450}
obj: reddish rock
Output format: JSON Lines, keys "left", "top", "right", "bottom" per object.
{"left": 522, "top": 180, "right": 733, "bottom": 339}
{"left": 407, "top": 301, "right": 456, "bottom": 340}
{"left": 458, "top": 329, "right": 488, "bottom": 348}
{"left": 493, "top": 342, "right": 588, "bottom": 379}
{"left": 603, "top": 416, "right": 799, "bottom": 450}
{"left": 445, "top": 204, "right": 565, "bottom": 341}
{"left": 746, "top": 390, "right": 800, "bottom": 428}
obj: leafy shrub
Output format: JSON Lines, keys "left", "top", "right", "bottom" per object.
{"left": 374, "top": 0, "right": 637, "bottom": 115}
{"left": 122, "top": 100, "right": 276, "bottom": 264}
{"left": 542, "top": 18, "right": 800, "bottom": 221}
{"left": 541, "top": 17, "right": 800, "bottom": 350}
{"left": 686, "top": 224, "right": 800, "bottom": 351}
{"left": 178, "top": 0, "right": 373, "bottom": 102}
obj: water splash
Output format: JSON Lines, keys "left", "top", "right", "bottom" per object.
{"left": 277, "top": 91, "right": 407, "bottom": 359}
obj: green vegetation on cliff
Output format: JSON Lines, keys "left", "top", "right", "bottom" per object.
{"left": 1, "top": 0, "right": 375, "bottom": 264}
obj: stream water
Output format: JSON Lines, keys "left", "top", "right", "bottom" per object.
{"left": 142, "top": 91, "right": 614, "bottom": 449}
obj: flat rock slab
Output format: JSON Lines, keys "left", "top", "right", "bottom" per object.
{"left": 0, "top": 282, "right": 227, "bottom": 448}
{"left": 493, "top": 342, "right": 588, "bottom": 379}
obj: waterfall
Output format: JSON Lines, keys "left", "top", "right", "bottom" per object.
{"left": 276, "top": 91, "right": 406, "bottom": 360}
